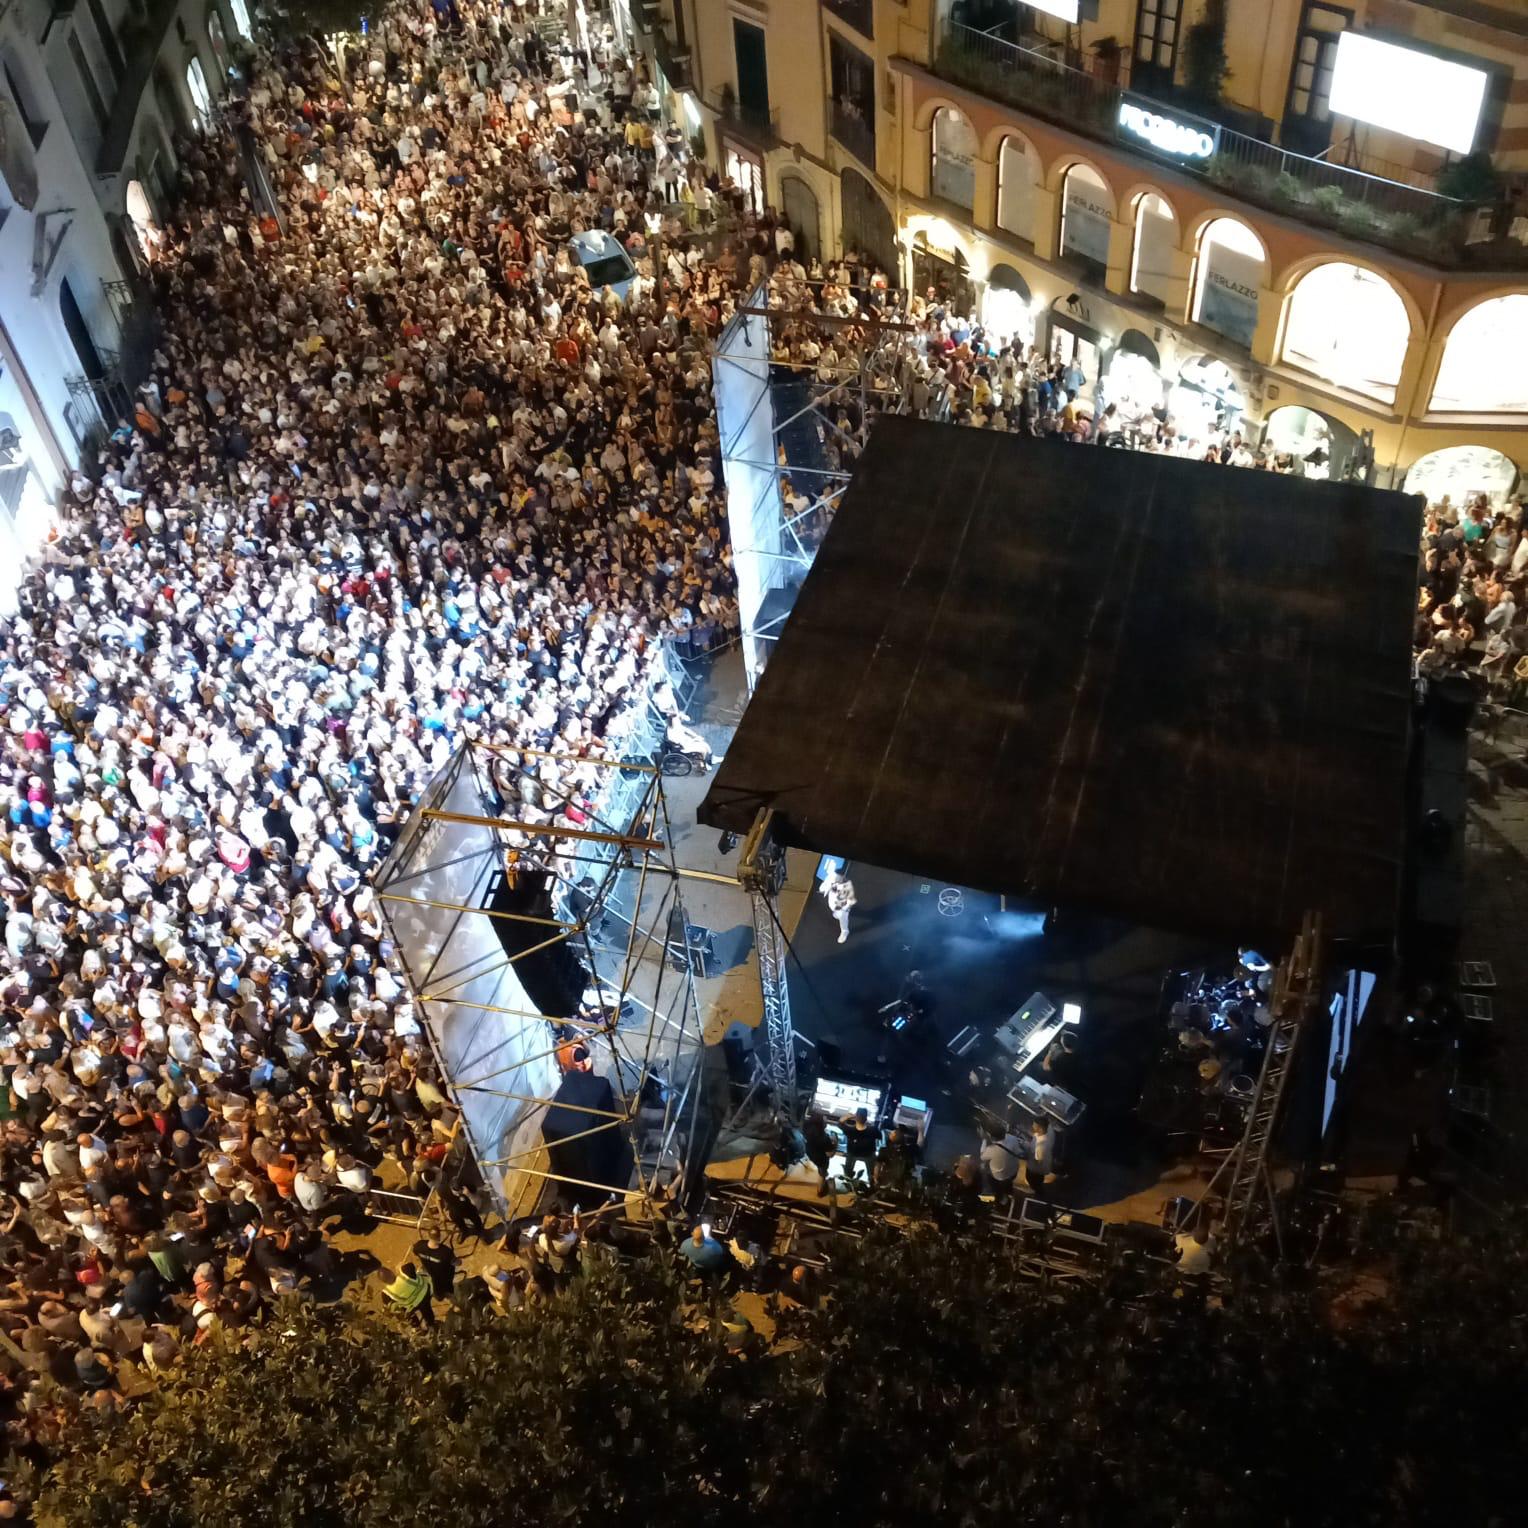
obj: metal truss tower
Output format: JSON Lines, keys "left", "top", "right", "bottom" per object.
{"left": 735, "top": 809, "right": 800, "bottom": 1124}
{"left": 713, "top": 278, "right": 935, "bottom": 689}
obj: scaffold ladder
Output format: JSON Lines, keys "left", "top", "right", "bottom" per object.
{"left": 737, "top": 809, "right": 801, "bottom": 1124}
{"left": 1206, "top": 911, "right": 1322, "bottom": 1256}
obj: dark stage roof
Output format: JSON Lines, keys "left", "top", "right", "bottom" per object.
{"left": 701, "top": 418, "right": 1420, "bottom": 949}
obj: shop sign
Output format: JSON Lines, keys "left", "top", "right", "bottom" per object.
{"left": 1061, "top": 184, "right": 1112, "bottom": 266}
{"left": 1051, "top": 293, "right": 1098, "bottom": 331}
{"left": 1197, "top": 239, "right": 1262, "bottom": 350}
{"left": 1117, "top": 98, "right": 1221, "bottom": 161}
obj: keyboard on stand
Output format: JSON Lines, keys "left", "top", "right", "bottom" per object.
{"left": 993, "top": 992, "right": 1061, "bottom": 1074}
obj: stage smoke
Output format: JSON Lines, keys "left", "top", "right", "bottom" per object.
{"left": 986, "top": 910, "right": 1048, "bottom": 940}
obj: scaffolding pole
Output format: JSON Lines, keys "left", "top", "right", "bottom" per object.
{"left": 372, "top": 717, "right": 707, "bottom": 1220}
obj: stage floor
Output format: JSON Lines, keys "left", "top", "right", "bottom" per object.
{"left": 781, "top": 860, "right": 1223, "bottom": 1211}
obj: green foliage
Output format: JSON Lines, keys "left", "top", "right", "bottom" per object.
{"left": 1182, "top": 0, "right": 1231, "bottom": 104}
{"left": 1273, "top": 169, "right": 1304, "bottom": 203}
{"left": 1435, "top": 150, "right": 1504, "bottom": 207}
{"left": 22, "top": 1216, "right": 1528, "bottom": 1527}
{"left": 1311, "top": 182, "right": 1346, "bottom": 216}
{"left": 936, "top": 37, "right": 1118, "bottom": 134}
{"left": 28, "top": 1258, "right": 751, "bottom": 1528}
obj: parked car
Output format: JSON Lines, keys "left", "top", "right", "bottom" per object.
{"left": 568, "top": 229, "right": 638, "bottom": 302}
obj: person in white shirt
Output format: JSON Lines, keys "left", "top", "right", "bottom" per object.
{"left": 295, "top": 1163, "right": 329, "bottom": 1214}
{"left": 819, "top": 862, "right": 857, "bottom": 944}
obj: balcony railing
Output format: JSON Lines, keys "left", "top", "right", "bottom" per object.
{"left": 936, "top": 21, "right": 1527, "bottom": 269}
{"left": 654, "top": 26, "right": 693, "bottom": 92}
{"left": 829, "top": 101, "right": 875, "bottom": 171}
{"left": 716, "top": 98, "right": 779, "bottom": 146}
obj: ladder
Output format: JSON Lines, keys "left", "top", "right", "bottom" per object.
{"left": 1205, "top": 911, "right": 1322, "bottom": 1255}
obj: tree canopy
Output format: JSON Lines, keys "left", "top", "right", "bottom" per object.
{"left": 19, "top": 1212, "right": 1527, "bottom": 1528}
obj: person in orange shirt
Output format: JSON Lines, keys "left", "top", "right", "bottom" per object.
{"left": 252, "top": 1137, "right": 299, "bottom": 1199}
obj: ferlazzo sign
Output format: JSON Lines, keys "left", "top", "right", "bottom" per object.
{"left": 1117, "top": 100, "right": 1220, "bottom": 160}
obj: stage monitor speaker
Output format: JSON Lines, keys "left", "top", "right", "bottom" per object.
{"left": 542, "top": 1069, "right": 626, "bottom": 1194}
{"left": 487, "top": 871, "right": 587, "bottom": 1017}
{"left": 664, "top": 907, "right": 717, "bottom": 977}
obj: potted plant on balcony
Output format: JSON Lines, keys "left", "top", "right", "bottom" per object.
{"left": 1090, "top": 36, "right": 1122, "bottom": 86}
{"left": 1183, "top": 0, "right": 1230, "bottom": 107}
{"left": 1436, "top": 151, "right": 1504, "bottom": 208}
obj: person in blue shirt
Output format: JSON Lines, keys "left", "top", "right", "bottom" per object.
{"left": 678, "top": 1226, "right": 731, "bottom": 1273}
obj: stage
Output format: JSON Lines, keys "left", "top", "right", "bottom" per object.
{"left": 779, "top": 859, "right": 1220, "bottom": 1208}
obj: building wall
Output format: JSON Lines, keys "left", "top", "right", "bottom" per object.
{"left": 0, "top": 0, "right": 236, "bottom": 611}
{"left": 672, "top": 0, "right": 1528, "bottom": 493}
{"left": 924, "top": 0, "right": 1528, "bottom": 182}
{"left": 891, "top": 59, "right": 1527, "bottom": 484}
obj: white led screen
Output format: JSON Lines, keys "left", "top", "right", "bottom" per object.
{"left": 1022, "top": 0, "right": 1079, "bottom": 20}
{"left": 1328, "top": 33, "right": 1488, "bottom": 156}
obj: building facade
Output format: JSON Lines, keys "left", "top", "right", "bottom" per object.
{"left": 655, "top": 0, "right": 1528, "bottom": 499}
{"left": 0, "top": 0, "right": 251, "bottom": 609}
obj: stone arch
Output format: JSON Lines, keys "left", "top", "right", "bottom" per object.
{"left": 1279, "top": 260, "right": 1414, "bottom": 407}
{"left": 1055, "top": 161, "right": 1115, "bottom": 274}
{"left": 1127, "top": 186, "right": 1178, "bottom": 309}
{"left": 983, "top": 262, "right": 1035, "bottom": 348}
{"left": 912, "top": 93, "right": 975, "bottom": 135}
{"left": 1183, "top": 208, "right": 1266, "bottom": 263}
{"left": 1274, "top": 248, "right": 1426, "bottom": 338}
{"left": 1434, "top": 282, "right": 1528, "bottom": 345}
{"left": 930, "top": 105, "right": 979, "bottom": 212}
{"left": 839, "top": 166, "right": 897, "bottom": 278}
{"left": 1404, "top": 445, "right": 1520, "bottom": 509}
{"left": 1428, "top": 293, "right": 1528, "bottom": 414}
{"left": 778, "top": 173, "right": 821, "bottom": 262}
{"left": 1044, "top": 151, "right": 1118, "bottom": 202}
{"left": 993, "top": 131, "right": 1042, "bottom": 244}
{"left": 1188, "top": 216, "right": 1268, "bottom": 349}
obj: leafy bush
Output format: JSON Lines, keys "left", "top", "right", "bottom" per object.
{"left": 1182, "top": 0, "right": 1231, "bottom": 104}
{"left": 1436, "top": 151, "right": 1504, "bottom": 207}
{"left": 1273, "top": 170, "right": 1305, "bottom": 205}
{"left": 19, "top": 1214, "right": 1528, "bottom": 1527}
{"left": 1311, "top": 183, "right": 1346, "bottom": 216}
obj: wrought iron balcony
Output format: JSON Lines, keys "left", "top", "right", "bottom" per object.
{"left": 716, "top": 97, "right": 780, "bottom": 148}
{"left": 654, "top": 25, "right": 692, "bottom": 93}
{"left": 935, "top": 20, "right": 1527, "bottom": 269}
{"left": 829, "top": 101, "right": 875, "bottom": 171}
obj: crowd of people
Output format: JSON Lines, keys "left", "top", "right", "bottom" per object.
{"left": 0, "top": 0, "right": 786, "bottom": 1441}
{"left": 0, "top": 0, "right": 1510, "bottom": 1466}
{"left": 1415, "top": 493, "right": 1528, "bottom": 689}
{"left": 758, "top": 263, "right": 1327, "bottom": 476}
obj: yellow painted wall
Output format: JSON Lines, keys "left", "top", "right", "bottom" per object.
{"left": 680, "top": 0, "right": 1528, "bottom": 481}
{"left": 892, "top": 59, "right": 1528, "bottom": 479}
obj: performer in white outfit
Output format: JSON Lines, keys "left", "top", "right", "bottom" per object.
{"left": 819, "top": 862, "right": 857, "bottom": 944}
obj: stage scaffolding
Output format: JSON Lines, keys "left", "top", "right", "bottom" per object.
{"left": 372, "top": 734, "right": 706, "bottom": 1219}
{"left": 713, "top": 279, "right": 933, "bottom": 689}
